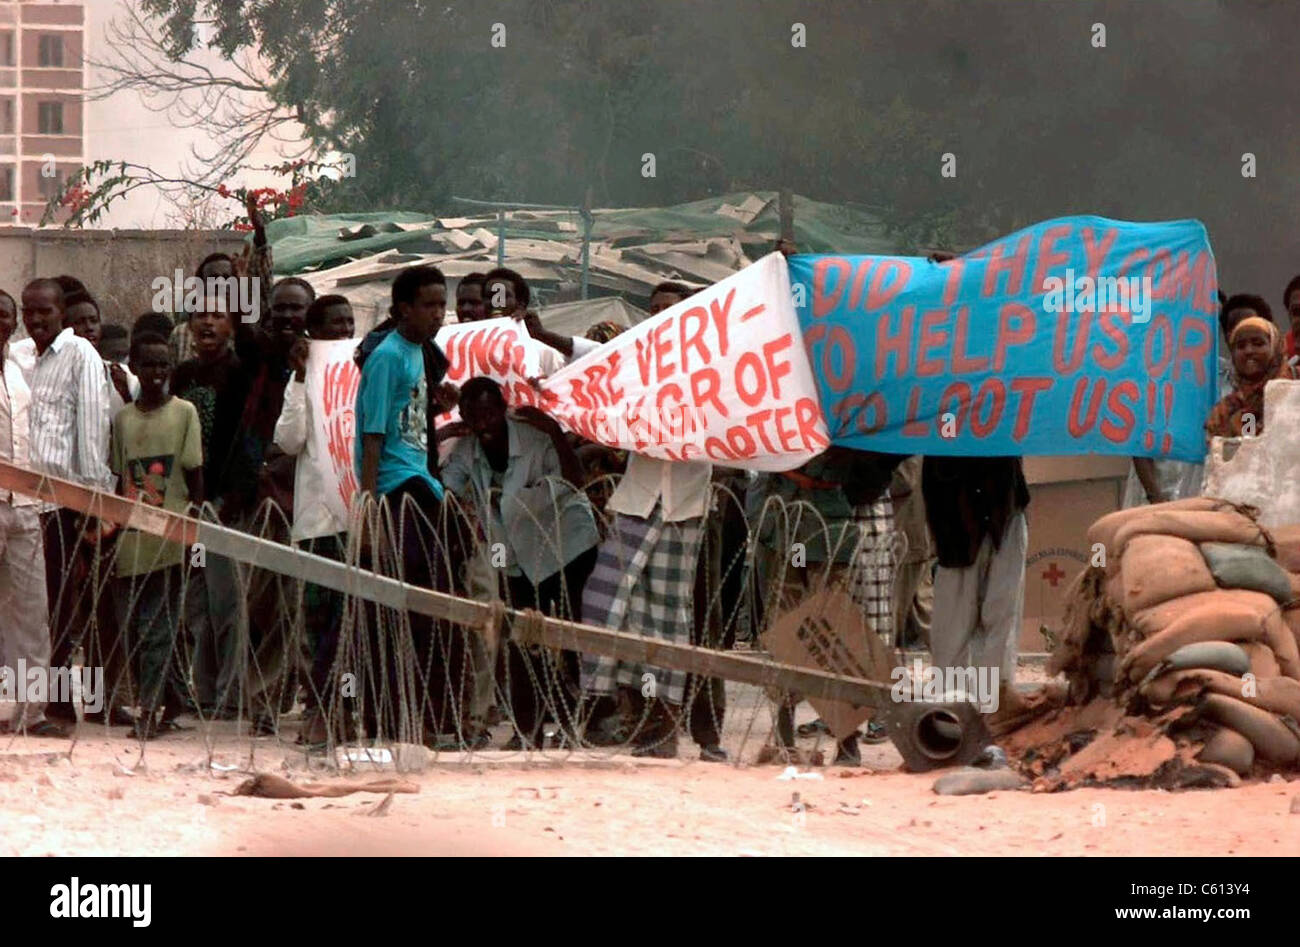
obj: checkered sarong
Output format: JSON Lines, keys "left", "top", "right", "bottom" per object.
{"left": 580, "top": 503, "right": 705, "bottom": 706}
{"left": 848, "top": 495, "right": 896, "bottom": 646}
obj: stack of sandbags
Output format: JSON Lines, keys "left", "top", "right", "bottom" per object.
{"left": 1048, "top": 498, "right": 1300, "bottom": 780}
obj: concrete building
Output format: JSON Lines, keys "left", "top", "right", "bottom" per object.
{"left": 0, "top": 0, "right": 83, "bottom": 226}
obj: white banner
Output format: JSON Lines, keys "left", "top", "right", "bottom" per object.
{"left": 530, "top": 253, "right": 829, "bottom": 472}
{"left": 305, "top": 338, "right": 362, "bottom": 530}
{"left": 305, "top": 255, "right": 831, "bottom": 522}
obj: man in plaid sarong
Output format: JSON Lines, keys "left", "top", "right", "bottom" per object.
{"left": 580, "top": 454, "right": 711, "bottom": 758}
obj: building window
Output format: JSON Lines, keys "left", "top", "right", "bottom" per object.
{"left": 0, "top": 34, "right": 13, "bottom": 67}
{"left": 37, "top": 168, "right": 62, "bottom": 200}
{"left": 0, "top": 167, "right": 13, "bottom": 203}
{"left": 37, "top": 102, "right": 63, "bottom": 134}
{"left": 38, "top": 35, "right": 64, "bottom": 68}
{"left": 0, "top": 99, "right": 12, "bottom": 134}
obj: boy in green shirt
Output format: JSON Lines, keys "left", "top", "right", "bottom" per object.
{"left": 111, "top": 332, "right": 205, "bottom": 739}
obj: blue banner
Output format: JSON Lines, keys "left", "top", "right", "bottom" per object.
{"left": 788, "top": 216, "right": 1219, "bottom": 461}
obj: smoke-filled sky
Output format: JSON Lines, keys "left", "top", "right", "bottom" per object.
{"left": 94, "top": 0, "right": 1297, "bottom": 308}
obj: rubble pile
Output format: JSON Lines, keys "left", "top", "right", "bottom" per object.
{"left": 1002, "top": 497, "right": 1300, "bottom": 790}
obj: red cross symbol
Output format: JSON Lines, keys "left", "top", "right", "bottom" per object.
{"left": 1042, "top": 562, "right": 1066, "bottom": 587}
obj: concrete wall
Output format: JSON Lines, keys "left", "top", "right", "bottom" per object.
{"left": 0, "top": 226, "right": 248, "bottom": 329}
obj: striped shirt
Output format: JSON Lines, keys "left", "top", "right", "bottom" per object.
{"left": 0, "top": 347, "right": 38, "bottom": 506}
{"left": 28, "top": 328, "right": 113, "bottom": 495}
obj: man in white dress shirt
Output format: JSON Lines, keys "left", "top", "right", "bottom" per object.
{"left": 20, "top": 278, "right": 114, "bottom": 725}
{"left": 0, "top": 289, "right": 64, "bottom": 736}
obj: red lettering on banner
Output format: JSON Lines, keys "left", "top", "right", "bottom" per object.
{"left": 488, "top": 327, "right": 511, "bottom": 375}
{"left": 848, "top": 261, "right": 872, "bottom": 311}
{"left": 803, "top": 323, "right": 826, "bottom": 359}
{"left": 568, "top": 376, "right": 593, "bottom": 411}
{"left": 951, "top": 305, "right": 989, "bottom": 374}
{"left": 832, "top": 392, "right": 886, "bottom": 438}
{"left": 322, "top": 360, "right": 359, "bottom": 415}
{"left": 1052, "top": 309, "right": 1092, "bottom": 374}
{"left": 689, "top": 367, "right": 726, "bottom": 418}
{"left": 812, "top": 258, "right": 851, "bottom": 318}
{"left": 582, "top": 361, "right": 623, "bottom": 407}
{"left": 1029, "top": 223, "right": 1074, "bottom": 296}
{"left": 1067, "top": 377, "right": 1105, "bottom": 437}
{"left": 1174, "top": 317, "right": 1212, "bottom": 385}
{"left": 653, "top": 321, "right": 677, "bottom": 380}
{"left": 762, "top": 335, "right": 793, "bottom": 398}
{"left": 708, "top": 288, "right": 735, "bottom": 357}
{"left": 994, "top": 303, "right": 1036, "bottom": 371}
{"left": 743, "top": 410, "right": 778, "bottom": 454}
{"left": 735, "top": 351, "right": 766, "bottom": 407}
{"left": 507, "top": 381, "right": 531, "bottom": 405}
{"left": 875, "top": 305, "right": 914, "bottom": 379}
{"left": 940, "top": 257, "right": 967, "bottom": 308}
{"left": 916, "top": 308, "right": 950, "bottom": 377}
{"left": 1142, "top": 314, "right": 1174, "bottom": 377}
{"left": 1009, "top": 376, "right": 1053, "bottom": 442}
{"left": 968, "top": 378, "right": 1006, "bottom": 438}
{"left": 1144, "top": 248, "right": 1173, "bottom": 297}
{"left": 1081, "top": 227, "right": 1118, "bottom": 283}
{"left": 981, "top": 233, "right": 1031, "bottom": 298}
{"left": 902, "top": 387, "right": 928, "bottom": 437}
{"left": 773, "top": 405, "right": 801, "bottom": 450}
{"left": 634, "top": 335, "right": 654, "bottom": 387}
{"left": 483, "top": 327, "right": 504, "bottom": 375}
{"left": 1092, "top": 310, "right": 1129, "bottom": 370}
{"left": 679, "top": 306, "right": 710, "bottom": 371}
{"left": 726, "top": 425, "right": 758, "bottom": 459}
{"left": 866, "top": 260, "right": 912, "bottom": 310}
{"left": 1117, "top": 247, "right": 1149, "bottom": 279}
{"left": 821, "top": 326, "right": 856, "bottom": 393}
{"left": 937, "top": 382, "right": 972, "bottom": 435}
{"left": 704, "top": 437, "right": 735, "bottom": 461}
{"left": 656, "top": 382, "right": 684, "bottom": 411}
{"left": 1100, "top": 379, "right": 1139, "bottom": 443}
{"left": 793, "top": 397, "right": 828, "bottom": 451}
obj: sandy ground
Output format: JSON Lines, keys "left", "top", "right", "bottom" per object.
{"left": 3, "top": 669, "right": 1298, "bottom": 856}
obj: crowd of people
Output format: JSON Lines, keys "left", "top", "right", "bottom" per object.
{"left": 1, "top": 212, "right": 1296, "bottom": 764}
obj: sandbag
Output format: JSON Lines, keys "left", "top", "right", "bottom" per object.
{"left": 1200, "top": 542, "right": 1296, "bottom": 603}
{"left": 1121, "top": 603, "right": 1269, "bottom": 683}
{"left": 1272, "top": 524, "right": 1300, "bottom": 572}
{"left": 1197, "top": 727, "right": 1255, "bottom": 775}
{"left": 1111, "top": 510, "right": 1269, "bottom": 556}
{"left": 1241, "top": 642, "right": 1282, "bottom": 679}
{"left": 1130, "top": 589, "right": 1280, "bottom": 641}
{"left": 1286, "top": 607, "right": 1300, "bottom": 656}
{"left": 1139, "top": 667, "right": 1300, "bottom": 720}
{"left": 1261, "top": 610, "right": 1300, "bottom": 681}
{"left": 1087, "top": 497, "right": 1233, "bottom": 552}
{"left": 1200, "top": 693, "right": 1300, "bottom": 764}
{"left": 1137, "top": 641, "right": 1251, "bottom": 689}
{"left": 1119, "top": 536, "right": 1216, "bottom": 615}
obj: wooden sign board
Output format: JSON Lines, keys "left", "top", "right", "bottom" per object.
{"left": 763, "top": 587, "right": 896, "bottom": 741}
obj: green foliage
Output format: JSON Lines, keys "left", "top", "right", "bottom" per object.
{"left": 116, "top": 0, "right": 988, "bottom": 247}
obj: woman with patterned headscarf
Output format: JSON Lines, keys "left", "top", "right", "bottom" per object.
{"left": 1205, "top": 316, "right": 1298, "bottom": 439}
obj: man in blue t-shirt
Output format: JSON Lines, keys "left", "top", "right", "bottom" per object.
{"left": 354, "top": 264, "right": 468, "bottom": 743}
